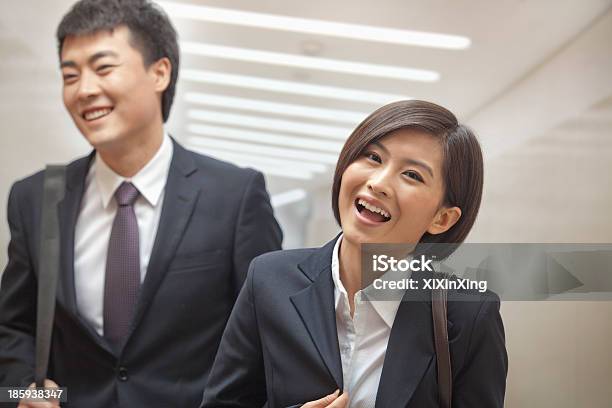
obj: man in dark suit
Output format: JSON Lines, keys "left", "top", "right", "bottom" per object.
{"left": 0, "top": 0, "right": 282, "bottom": 407}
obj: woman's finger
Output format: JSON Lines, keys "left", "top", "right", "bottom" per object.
{"left": 301, "top": 389, "right": 340, "bottom": 408}
{"left": 327, "top": 392, "right": 349, "bottom": 408}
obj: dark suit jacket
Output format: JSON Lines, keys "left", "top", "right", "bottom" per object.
{"left": 202, "top": 238, "right": 507, "bottom": 408}
{"left": 0, "top": 139, "right": 283, "bottom": 407}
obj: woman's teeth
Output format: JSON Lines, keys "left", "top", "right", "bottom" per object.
{"left": 357, "top": 198, "right": 391, "bottom": 220}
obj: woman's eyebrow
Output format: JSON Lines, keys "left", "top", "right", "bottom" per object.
{"left": 372, "top": 141, "right": 435, "bottom": 178}
{"left": 404, "top": 158, "right": 434, "bottom": 178}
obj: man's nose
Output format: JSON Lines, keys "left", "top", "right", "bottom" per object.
{"left": 76, "top": 71, "right": 101, "bottom": 100}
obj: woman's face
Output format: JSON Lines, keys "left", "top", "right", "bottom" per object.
{"left": 338, "top": 128, "right": 461, "bottom": 245}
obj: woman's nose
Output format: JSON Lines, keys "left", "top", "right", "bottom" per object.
{"left": 367, "top": 169, "right": 392, "bottom": 197}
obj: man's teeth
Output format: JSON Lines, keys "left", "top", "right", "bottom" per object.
{"left": 84, "top": 108, "right": 112, "bottom": 121}
{"left": 358, "top": 198, "right": 390, "bottom": 219}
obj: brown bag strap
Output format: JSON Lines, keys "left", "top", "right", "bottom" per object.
{"left": 432, "top": 285, "right": 452, "bottom": 408}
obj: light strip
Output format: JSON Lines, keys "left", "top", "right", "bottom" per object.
{"left": 187, "top": 109, "right": 351, "bottom": 140}
{"left": 181, "top": 69, "right": 411, "bottom": 104}
{"left": 189, "top": 147, "right": 318, "bottom": 179}
{"left": 187, "top": 123, "right": 344, "bottom": 152}
{"left": 184, "top": 92, "right": 367, "bottom": 124}
{"left": 157, "top": 1, "right": 470, "bottom": 49}
{"left": 271, "top": 189, "right": 308, "bottom": 208}
{"left": 201, "top": 147, "right": 327, "bottom": 172}
{"left": 196, "top": 148, "right": 320, "bottom": 177}
{"left": 188, "top": 144, "right": 313, "bottom": 180}
{"left": 186, "top": 136, "right": 339, "bottom": 164}
{"left": 182, "top": 42, "right": 439, "bottom": 82}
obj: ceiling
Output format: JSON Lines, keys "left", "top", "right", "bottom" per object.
{"left": 1, "top": 0, "right": 611, "bottom": 249}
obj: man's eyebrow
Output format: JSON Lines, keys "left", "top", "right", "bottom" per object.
{"left": 60, "top": 50, "right": 119, "bottom": 68}
{"left": 372, "top": 140, "right": 435, "bottom": 178}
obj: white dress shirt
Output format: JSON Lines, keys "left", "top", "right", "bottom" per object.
{"left": 74, "top": 134, "right": 173, "bottom": 336}
{"left": 331, "top": 235, "right": 405, "bottom": 408}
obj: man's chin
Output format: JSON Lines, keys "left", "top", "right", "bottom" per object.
{"left": 82, "top": 131, "right": 120, "bottom": 151}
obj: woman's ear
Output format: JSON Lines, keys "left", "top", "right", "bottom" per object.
{"left": 427, "top": 206, "right": 462, "bottom": 235}
{"left": 149, "top": 57, "right": 171, "bottom": 92}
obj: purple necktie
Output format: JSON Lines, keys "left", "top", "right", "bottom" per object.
{"left": 104, "top": 182, "right": 140, "bottom": 350}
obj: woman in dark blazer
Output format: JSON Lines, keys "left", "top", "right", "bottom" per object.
{"left": 202, "top": 100, "right": 508, "bottom": 408}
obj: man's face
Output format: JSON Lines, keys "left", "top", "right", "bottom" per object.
{"left": 60, "top": 25, "right": 164, "bottom": 150}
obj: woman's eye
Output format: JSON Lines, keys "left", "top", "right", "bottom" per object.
{"left": 404, "top": 170, "right": 423, "bottom": 182}
{"left": 365, "top": 152, "right": 381, "bottom": 163}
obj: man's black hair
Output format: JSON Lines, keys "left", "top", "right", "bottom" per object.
{"left": 57, "top": 0, "right": 179, "bottom": 122}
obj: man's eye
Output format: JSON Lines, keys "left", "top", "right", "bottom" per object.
{"left": 97, "top": 65, "right": 114, "bottom": 72}
{"left": 62, "top": 74, "right": 78, "bottom": 82}
{"left": 365, "top": 152, "right": 381, "bottom": 163}
{"left": 403, "top": 170, "right": 423, "bottom": 182}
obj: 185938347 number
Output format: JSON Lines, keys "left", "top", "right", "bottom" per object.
{"left": 0, "top": 387, "right": 68, "bottom": 403}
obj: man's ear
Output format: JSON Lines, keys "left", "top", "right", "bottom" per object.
{"left": 427, "top": 206, "right": 462, "bottom": 235}
{"left": 149, "top": 57, "right": 171, "bottom": 93}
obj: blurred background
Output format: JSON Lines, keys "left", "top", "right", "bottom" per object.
{"left": 1, "top": 0, "right": 611, "bottom": 406}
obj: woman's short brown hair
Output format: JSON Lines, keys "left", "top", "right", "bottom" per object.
{"left": 331, "top": 100, "right": 483, "bottom": 245}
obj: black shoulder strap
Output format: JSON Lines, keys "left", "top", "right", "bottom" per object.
{"left": 35, "top": 165, "right": 66, "bottom": 387}
{"left": 432, "top": 284, "right": 452, "bottom": 408}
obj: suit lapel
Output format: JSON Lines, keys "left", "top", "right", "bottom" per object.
{"left": 290, "top": 237, "right": 343, "bottom": 391}
{"left": 375, "top": 280, "right": 435, "bottom": 408}
{"left": 289, "top": 239, "right": 436, "bottom": 405}
{"left": 56, "top": 153, "right": 92, "bottom": 317}
{"left": 56, "top": 153, "right": 117, "bottom": 353}
{"left": 127, "top": 141, "right": 200, "bottom": 339}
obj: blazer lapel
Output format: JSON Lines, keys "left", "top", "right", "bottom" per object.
{"left": 290, "top": 237, "right": 344, "bottom": 391}
{"left": 56, "top": 153, "right": 117, "bottom": 354}
{"left": 128, "top": 141, "right": 200, "bottom": 338}
{"left": 56, "top": 153, "right": 92, "bottom": 317}
{"left": 375, "top": 281, "right": 435, "bottom": 408}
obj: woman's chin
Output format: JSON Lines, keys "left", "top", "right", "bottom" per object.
{"left": 342, "top": 225, "right": 386, "bottom": 246}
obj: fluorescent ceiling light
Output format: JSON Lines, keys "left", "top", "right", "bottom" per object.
{"left": 184, "top": 92, "right": 367, "bottom": 124}
{"left": 157, "top": 1, "right": 470, "bottom": 50}
{"left": 271, "top": 189, "right": 308, "bottom": 208}
{"left": 186, "top": 136, "right": 339, "bottom": 164}
{"left": 190, "top": 146, "right": 325, "bottom": 180}
{"left": 187, "top": 123, "right": 344, "bottom": 152}
{"left": 182, "top": 42, "right": 439, "bottom": 82}
{"left": 181, "top": 69, "right": 411, "bottom": 105}
{"left": 200, "top": 147, "right": 327, "bottom": 172}
{"left": 188, "top": 109, "right": 351, "bottom": 140}
{"left": 208, "top": 152, "right": 327, "bottom": 173}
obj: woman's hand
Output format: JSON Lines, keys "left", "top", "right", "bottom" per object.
{"left": 301, "top": 389, "right": 349, "bottom": 408}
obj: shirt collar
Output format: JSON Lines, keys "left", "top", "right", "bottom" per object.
{"left": 363, "top": 265, "right": 407, "bottom": 328}
{"left": 331, "top": 234, "right": 346, "bottom": 311}
{"left": 331, "top": 233, "right": 405, "bottom": 328}
{"left": 94, "top": 133, "right": 173, "bottom": 209}
{"left": 364, "top": 294, "right": 403, "bottom": 328}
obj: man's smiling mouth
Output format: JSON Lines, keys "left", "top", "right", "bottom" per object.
{"left": 82, "top": 107, "right": 113, "bottom": 121}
